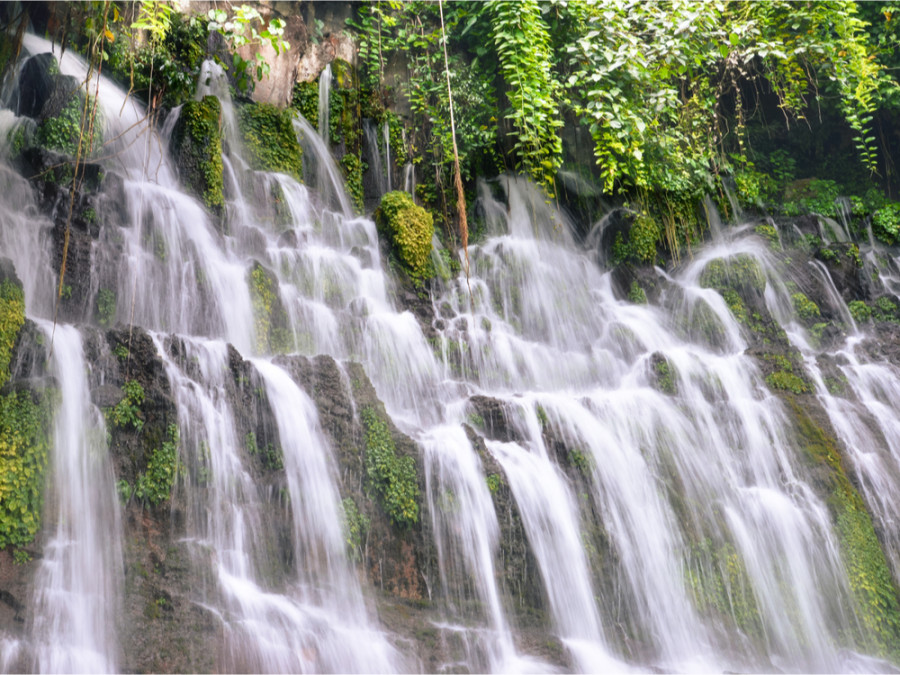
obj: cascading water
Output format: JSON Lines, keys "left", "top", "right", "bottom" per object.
{"left": 318, "top": 63, "right": 331, "bottom": 142}
{"left": 3, "top": 26, "right": 900, "bottom": 675}
{"left": 29, "top": 322, "right": 123, "bottom": 673}
{"left": 364, "top": 118, "right": 388, "bottom": 199}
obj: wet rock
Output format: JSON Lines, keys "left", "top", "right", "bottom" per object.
{"left": 14, "top": 52, "right": 55, "bottom": 119}
{"left": 467, "top": 395, "right": 524, "bottom": 444}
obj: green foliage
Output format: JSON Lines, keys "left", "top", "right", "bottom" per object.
{"left": 172, "top": 95, "right": 224, "bottom": 212}
{"left": 874, "top": 296, "right": 900, "bottom": 323}
{"left": 628, "top": 281, "right": 647, "bottom": 305}
{"left": 872, "top": 203, "right": 900, "bottom": 245}
{"left": 291, "top": 80, "right": 319, "bottom": 129}
{"left": 489, "top": 0, "right": 562, "bottom": 196}
{"left": 207, "top": 5, "right": 290, "bottom": 94}
{"left": 35, "top": 92, "right": 102, "bottom": 157}
{"left": 485, "top": 473, "right": 501, "bottom": 495}
{"left": 245, "top": 431, "right": 283, "bottom": 471}
{"left": 107, "top": 10, "right": 208, "bottom": 108}
{"left": 766, "top": 370, "right": 809, "bottom": 394}
{"left": 134, "top": 424, "right": 180, "bottom": 506}
{"left": 340, "top": 497, "right": 370, "bottom": 561}
{"left": 0, "top": 279, "right": 25, "bottom": 388}
{"left": 348, "top": 2, "right": 500, "bottom": 221}
{"left": 612, "top": 214, "right": 662, "bottom": 266}
{"left": 237, "top": 103, "right": 303, "bottom": 183}
{"left": 791, "top": 293, "right": 821, "bottom": 323}
{"left": 340, "top": 153, "right": 365, "bottom": 212}
{"left": 110, "top": 380, "right": 145, "bottom": 432}
{"left": 849, "top": 300, "right": 872, "bottom": 324}
{"left": 361, "top": 407, "right": 419, "bottom": 528}
{"left": 375, "top": 191, "right": 435, "bottom": 285}
{"left": 96, "top": 287, "right": 116, "bottom": 327}
{"left": 0, "top": 390, "right": 51, "bottom": 549}
{"left": 781, "top": 179, "right": 842, "bottom": 218}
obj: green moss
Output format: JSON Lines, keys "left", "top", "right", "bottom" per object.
{"left": 485, "top": 473, "right": 501, "bottom": 495}
{"left": 134, "top": 424, "right": 180, "bottom": 507}
{"left": 848, "top": 300, "right": 872, "bottom": 324}
{"left": 766, "top": 370, "right": 809, "bottom": 394}
{"left": 247, "top": 262, "right": 292, "bottom": 354}
{"left": 0, "top": 279, "right": 25, "bottom": 388}
{"left": 237, "top": 102, "right": 303, "bottom": 183}
{"left": 340, "top": 152, "right": 365, "bottom": 212}
{"left": 96, "top": 287, "right": 116, "bottom": 327}
{"left": 874, "top": 296, "right": 900, "bottom": 323}
{"left": 375, "top": 191, "right": 435, "bottom": 285}
{"left": 754, "top": 223, "right": 780, "bottom": 249}
{"left": 245, "top": 431, "right": 283, "bottom": 471}
{"left": 0, "top": 390, "right": 52, "bottom": 548}
{"left": 628, "top": 280, "right": 647, "bottom": 304}
{"left": 685, "top": 538, "right": 763, "bottom": 637}
{"left": 35, "top": 91, "right": 103, "bottom": 157}
{"left": 613, "top": 213, "right": 661, "bottom": 265}
{"left": 361, "top": 407, "right": 419, "bottom": 528}
{"left": 789, "top": 401, "right": 900, "bottom": 657}
{"left": 291, "top": 80, "right": 319, "bottom": 129}
{"left": 654, "top": 357, "right": 677, "bottom": 395}
{"left": 340, "top": 497, "right": 369, "bottom": 561}
{"left": 791, "top": 292, "right": 821, "bottom": 323}
{"left": 699, "top": 255, "right": 766, "bottom": 297}
{"left": 172, "top": 96, "right": 224, "bottom": 213}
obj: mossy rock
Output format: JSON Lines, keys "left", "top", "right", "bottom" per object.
{"left": 699, "top": 254, "right": 766, "bottom": 298}
{"left": 236, "top": 102, "right": 303, "bottom": 183}
{"left": 375, "top": 191, "right": 434, "bottom": 285}
{"left": 247, "top": 261, "right": 292, "bottom": 355}
{"left": 172, "top": 95, "right": 224, "bottom": 213}
{"left": 787, "top": 398, "right": 900, "bottom": 659}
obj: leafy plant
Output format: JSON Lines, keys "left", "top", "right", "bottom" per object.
{"left": 134, "top": 424, "right": 180, "bottom": 506}
{"left": 207, "top": 5, "right": 290, "bottom": 94}
{"left": 109, "top": 380, "right": 145, "bottom": 432}
{"left": 361, "top": 407, "right": 419, "bottom": 528}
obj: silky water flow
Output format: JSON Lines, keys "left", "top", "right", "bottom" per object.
{"left": 1, "top": 33, "right": 900, "bottom": 674}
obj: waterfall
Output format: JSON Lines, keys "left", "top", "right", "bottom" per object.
{"left": 383, "top": 119, "right": 393, "bottom": 193}
{"left": 318, "top": 63, "right": 331, "bottom": 141}
{"left": 364, "top": 118, "right": 388, "bottom": 199}
{"left": 403, "top": 162, "right": 415, "bottom": 199}
{"left": 30, "top": 322, "right": 123, "bottom": 673}
{"left": 3, "top": 29, "right": 900, "bottom": 675}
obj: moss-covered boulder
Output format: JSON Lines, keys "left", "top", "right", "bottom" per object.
{"left": 375, "top": 191, "right": 434, "bottom": 286}
{"left": 236, "top": 102, "right": 303, "bottom": 183}
{"left": 172, "top": 95, "right": 224, "bottom": 213}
